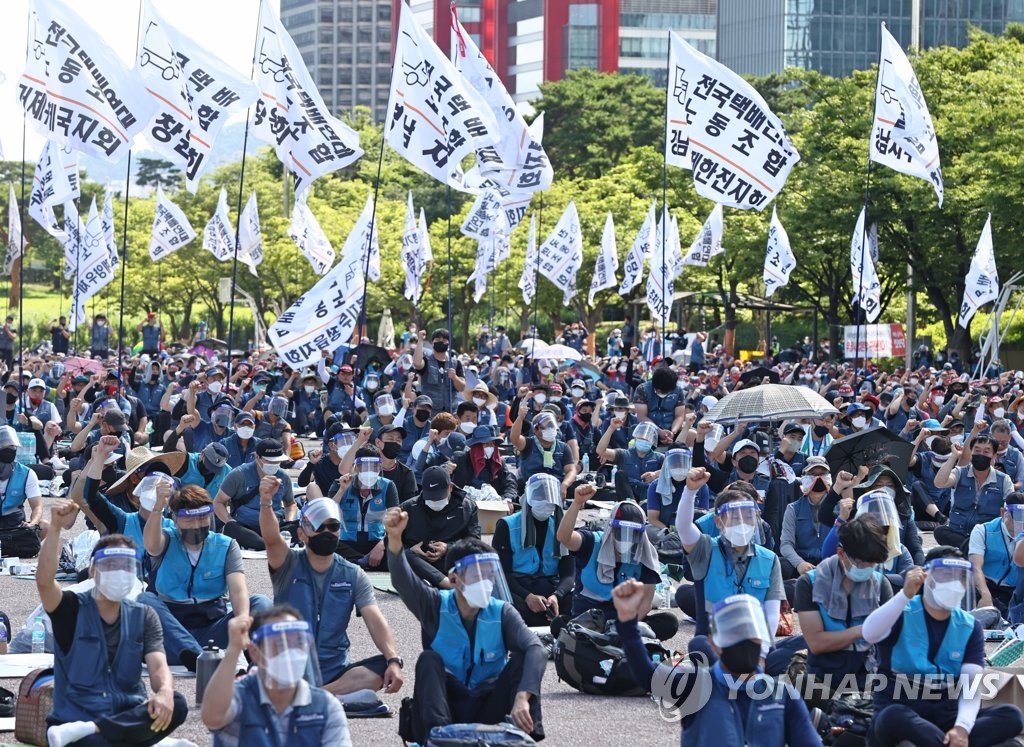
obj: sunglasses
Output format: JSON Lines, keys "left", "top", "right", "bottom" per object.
{"left": 315, "top": 520, "right": 342, "bottom": 533}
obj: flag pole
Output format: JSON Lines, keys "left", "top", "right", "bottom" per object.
{"left": 16, "top": 78, "right": 27, "bottom": 394}
{"left": 446, "top": 184, "right": 454, "bottom": 405}
{"left": 659, "top": 29, "right": 671, "bottom": 358}
{"left": 529, "top": 198, "right": 543, "bottom": 369}
{"left": 72, "top": 200, "right": 81, "bottom": 356}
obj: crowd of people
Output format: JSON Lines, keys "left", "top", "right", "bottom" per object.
{"left": 6, "top": 312, "right": 1024, "bottom": 746}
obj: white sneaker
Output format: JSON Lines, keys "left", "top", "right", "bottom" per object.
{"left": 47, "top": 721, "right": 96, "bottom": 747}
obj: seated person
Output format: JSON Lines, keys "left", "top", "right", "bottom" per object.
{"left": 299, "top": 423, "right": 348, "bottom": 497}
{"left": 411, "top": 412, "right": 459, "bottom": 484}
{"left": 385, "top": 509, "right": 544, "bottom": 744}
{"left": 213, "top": 439, "right": 296, "bottom": 550}
{"left": 557, "top": 485, "right": 678, "bottom": 641}
{"left": 141, "top": 483, "right": 271, "bottom": 671}
{"left": 819, "top": 491, "right": 915, "bottom": 591}
{"left": 970, "top": 491, "right": 1024, "bottom": 617}
{"left": 645, "top": 448, "right": 709, "bottom": 540}
{"left": 933, "top": 432, "right": 1012, "bottom": 553}
{"left": 201, "top": 605, "right": 350, "bottom": 745}
{"left": 338, "top": 425, "right": 417, "bottom": 504}
{"left": 779, "top": 456, "right": 834, "bottom": 579}
{"left": 493, "top": 475, "right": 575, "bottom": 626}
{"left": 451, "top": 425, "right": 518, "bottom": 504}
{"left": 38, "top": 508, "right": 188, "bottom": 747}
{"left": 863, "top": 547, "right": 1024, "bottom": 747}
{"left": 908, "top": 429, "right": 952, "bottom": 530}
{"left": 334, "top": 447, "right": 400, "bottom": 570}
{"left": 510, "top": 405, "right": 577, "bottom": 499}
{"left": 219, "top": 410, "right": 258, "bottom": 468}
{"left": 0, "top": 424, "right": 47, "bottom": 541}
{"left": 397, "top": 467, "right": 481, "bottom": 588}
{"left": 264, "top": 497, "right": 404, "bottom": 698}
{"left": 595, "top": 419, "right": 664, "bottom": 503}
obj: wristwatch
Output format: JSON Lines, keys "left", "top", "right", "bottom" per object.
{"left": 387, "top": 656, "right": 404, "bottom": 669}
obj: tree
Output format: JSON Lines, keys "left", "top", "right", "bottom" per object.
{"left": 134, "top": 158, "right": 181, "bottom": 190}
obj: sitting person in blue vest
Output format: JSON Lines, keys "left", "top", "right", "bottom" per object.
{"left": 557, "top": 485, "right": 678, "bottom": 641}
{"left": 676, "top": 468, "right": 801, "bottom": 676}
{"left": 245, "top": 395, "right": 295, "bottom": 460}
{"left": 385, "top": 509, "right": 545, "bottom": 744}
{"left": 863, "top": 547, "right": 1024, "bottom": 747}
{"left": 992, "top": 419, "right": 1024, "bottom": 489}
{"left": 510, "top": 403, "right": 577, "bottom": 499}
{"left": 613, "top": 583, "right": 820, "bottom": 747}
{"left": 141, "top": 482, "right": 271, "bottom": 672}
{"left": 794, "top": 514, "right": 894, "bottom": 712}
{"left": 493, "top": 474, "right": 575, "bottom": 626}
{"left": 595, "top": 419, "right": 665, "bottom": 504}
{"left": 201, "top": 604, "right": 351, "bottom": 746}
{"left": 263, "top": 497, "right": 404, "bottom": 699}
{"left": 645, "top": 448, "right": 711, "bottom": 541}
{"left": 219, "top": 409, "right": 259, "bottom": 468}
{"left": 39, "top": 506, "right": 189, "bottom": 747}
{"left": 969, "top": 491, "right": 1024, "bottom": 617}
{"left": 158, "top": 436, "right": 233, "bottom": 500}
{"left": 934, "top": 431, "right": 1014, "bottom": 553}
{"left": 333, "top": 447, "right": 399, "bottom": 570}
{"left": 175, "top": 398, "right": 234, "bottom": 453}
{"left": 780, "top": 456, "right": 836, "bottom": 579}
{"left": 0, "top": 424, "right": 47, "bottom": 541}
{"left": 213, "top": 439, "right": 297, "bottom": 551}
{"left": 450, "top": 425, "right": 518, "bottom": 505}
{"left": 598, "top": 396, "right": 639, "bottom": 452}
{"left": 632, "top": 365, "right": 685, "bottom": 446}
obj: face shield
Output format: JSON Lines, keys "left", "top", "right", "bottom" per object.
{"left": 354, "top": 456, "right": 382, "bottom": 489}
{"left": 855, "top": 490, "right": 903, "bottom": 561}
{"left": 330, "top": 431, "right": 356, "bottom": 459}
{"left": 524, "top": 474, "right": 561, "bottom": 520}
{"left": 664, "top": 449, "right": 692, "bottom": 482}
{"left": 91, "top": 546, "right": 141, "bottom": 602}
{"left": 453, "top": 552, "right": 512, "bottom": 609}
{"left": 533, "top": 414, "right": 558, "bottom": 443}
{"left": 924, "top": 557, "right": 974, "bottom": 612}
{"left": 211, "top": 405, "right": 234, "bottom": 430}
{"left": 268, "top": 396, "right": 289, "bottom": 419}
{"left": 703, "top": 423, "right": 725, "bottom": 452}
{"left": 132, "top": 473, "right": 179, "bottom": 513}
{"left": 711, "top": 594, "right": 772, "bottom": 649}
{"left": 251, "top": 620, "right": 313, "bottom": 689}
{"left": 610, "top": 519, "right": 645, "bottom": 565}
{"left": 174, "top": 504, "right": 214, "bottom": 546}
{"left": 374, "top": 393, "right": 396, "bottom": 417}
{"left": 632, "top": 422, "right": 659, "bottom": 452}
{"left": 1006, "top": 504, "right": 1024, "bottom": 538}
{"left": 716, "top": 500, "right": 763, "bottom": 548}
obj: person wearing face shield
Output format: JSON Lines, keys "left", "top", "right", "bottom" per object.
{"left": 38, "top": 518, "right": 190, "bottom": 747}
{"left": 201, "top": 605, "right": 351, "bottom": 745}
{"left": 141, "top": 484, "right": 271, "bottom": 672}
{"left": 262, "top": 499, "right": 404, "bottom": 700}
{"left": 366, "top": 392, "right": 399, "bottom": 434}
{"left": 967, "top": 492, "right": 1024, "bottom": 616}
{"left": 779, "top": 456, "right": 835, "bottom": 579}
{"left": 244, "top": 394, "right": 295, "bottom": 462}
{"left": 330, "top": 447, "right": 399, "bottom": 570}
{"left": 450, "top": 425, "right": 518, "bottom": 504}
{"left": 174, "top": 400, "right": 234, "bottom": 454}
{"left": 863, "top": 547, "right": 1024, "bottom": 747}
{"left": 493, "top": 474, "right": 575, "bottom": 626}
{"left": 595, "top": 419, "right": 665, "bottom": 503}
{"left": 219, "top": 410, "right": 259, "bottom": 469}
{"left": 934, "top": 433, "right": 1013, "bottom": 553}
{"left": 213, "top": 440, "right": 297, "bottom": 551}
{"left": 385, "top": 513, "right": 545, "bottom": 743}
{"left": 613, "top": 584, "right": 820, "bottom": 747}
{"left": 646, "top": 448, "right": 711, "bottom": 534}
{"left": 510, "top": 403, "right": 577, "bottom": 500}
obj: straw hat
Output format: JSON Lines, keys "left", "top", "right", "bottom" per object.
{"left": 106, "top": 446, "right": 186, "bottom": 495}
{"left": 467, "top": 381, "right": 497, "bottom": 409}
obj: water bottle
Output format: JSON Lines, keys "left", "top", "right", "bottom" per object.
{"left": 610, "top": 465, "right": 618, "bottom": 486}
{"left": 30, "top": 616, "right": 45, "bottom": 654}
{"left": 195, "top": 640, "right": 225, "bottom": 705}
{"left": 581, "top": 454, "right": 590, "bottom": 476}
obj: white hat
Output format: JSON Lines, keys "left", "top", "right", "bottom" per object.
{"left": 701, "top": 395, "right": 718, "bottom": 410}
{"left": 27, "top": 378, "right": 46, "bottom": 390}
{"left": 731, "top": 439, "right": 759, "bottom": 457}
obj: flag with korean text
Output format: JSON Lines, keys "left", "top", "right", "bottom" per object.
{"left": 763, "top": 207, "right": 795, "bottom": 298}
{"left": 61, "top": 199, "right": 82, "bottom": 279}
{"left": 339, "top": 194, "right": 380, "bottom": 283}
{"left": 4, "top": 186, "right": 22, "bottom": 276}
{"left": 69, "top": 199, "right": 114, "bottom": 330}
{"left": 149, "top": 186, "right": 196, "bottom": 261}
{"left": 28, "top": 141, "right": 76, "bottom": 240}
{"left": 683, "top": 204, "right": 724, "bottom": 267}
{"left": 850, "top": 208, "right": 882, "bottom": 322}
{"left": 202, "top": 188, "right": 234, "bottom": 262}
{"left": 402, "top": 192, "right": 429, "bottom": 303}
{"left": 102, "top": 190, "right": 118, "bottom": 268}
{"left": 619, "top": 201, "right": 655, "bottom": 295}
{"left": 289, "top": 191, "right": 334, "bottom": 276}
{"left": 536, "top": 201, "right": 583, "bottom": 306}
{"left": 519, "top": 214, "right": 538, "bottom": 305}
{"left": 589, "top": 212, "right": 619, "bottom": 304}
{"left": 237, "top": 192, "right": 263, "bottom": 277}
{"left": 959, "top": 215, "right": 997, "bottom": 328}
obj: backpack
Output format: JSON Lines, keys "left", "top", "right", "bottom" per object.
{"left": 553, "top": 609, "right": 668, "bottom": 696}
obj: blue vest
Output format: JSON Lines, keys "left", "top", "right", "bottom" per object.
{"left": 234, "top": 462, "right": 287, "bottom": 529}
{"left": 181, "top": 452, "right": 230, "bottom": 498}
{"left": 430, "top": 590, "right": 507, "bottom": 689}
{"left": 999, "top": 447, "right": 1023, "bottom": 483}
{"left": 195, "top": 391, "right": 216, "bottom": 423}
{"left": 279, "top": 552, "right": 357, "bottom": 683}
{"left": 696, "top": 511, "right": 719, "bottom": 539}
{"left": 792, "top": 497, "right": 827, "bottom": 564}
{"left": 579, "top": 531, "right": 642, "bottom": 602}
{"left": 221, "top": 432, "right": 258, "bottom": 469}
{"left": 949, "top": 467, "right": 1007, "bottom": 533}
{"left": 890, "top": 596, "right": 975, "bottom": 676}
{"left": 326, "top": 382, "right": 356, "bottom": 414}
{"left": 339, "top": 479, "right": 389, "bottom": 542}
{"left": 621, "top": 447, "right": 664, "bottom": 494}
{"left": 155, "top": 531, "right": 232, "bottom": 603}
{"left": 418, "top": 356, "right": 456, "bottom": 413}
{"left": 134, "top": 380, "right": 165, "bottom": 414}
{"left": 703, "top": 540, "right": 774, "bottom": 606}
{"left": 141, "top": 324, "right": 160, "bottom": 350}
{"left": 255, "top": 415, "right": 289, "bottom": 442}
{"left": 918, "top": 455, "right": 950, "bottom": 504}
{"left": 1, "top": 463, "right": 29, "bottom": 515}
{"left": 51, "top": 593, "right": 147, "bottom": 723}
{"left": 600, "top": 414, "right": 637, "bottom": 450}
{"left": 219, "top": 675, "right": 330, "bottom": 747}
{"left": 804, "top": 567, "right": 878, "bottom": 672}
{"left": 981, "top": 516, "right": 1018, "bottom": 588}
{"left": 518, "top": 436, "right": 568, "bottom": 482}
{"left": 641, "top": 381, "right": 680, "bottom": 430}
{"left": 122, "top": 511, "right": 173, "bottom": 549}
{"left": 504, "top": 511, "right": 559, "bottom": 577}
{"left": 682, "top": 664, "right": 786, "bottom": 747}
{"left": 400, "top": 412, "right": 430, "bottom": 462}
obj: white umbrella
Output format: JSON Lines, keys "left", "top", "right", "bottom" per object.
{"left": 514, "top": 337, "right": 549, "bottom": 352}
{"left": 703, "top": 383, "right": 839, "bottom": 425}
{"left": 528, "top": 343, "right": 583, "bottom": 361}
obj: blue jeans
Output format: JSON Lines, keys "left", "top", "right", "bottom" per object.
{"left": 138, "top": 592, "right": 272, "bottom": 664}
{"left": 688, "top": 633, "right": 806, "bottom": 677}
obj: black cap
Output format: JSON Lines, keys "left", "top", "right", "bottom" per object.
{"left": 103, "top": 409, "right": 126, "bottom": 430}
{"left": 421, "top": 466, "right": 451, "bottom": 501}
{"left": 256, "top": 439, "right": 287, "bottom": 462}
{"left": 378, "top": 423, "right": 407, "bottom": 439}
{"left": 782, "top": 423, "right": 806, "bottom": 436}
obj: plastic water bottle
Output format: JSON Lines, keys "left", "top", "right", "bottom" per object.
{"left": 610, "top": 465, "right": 618, "bottom": 485}
{"left": 195, "top": 640, "right": 224, "bottom": 705}
{"left": 30, "top": 616, "right": 45, "bottom": 654}
{"left": 581, "top": 454, "right": 590, "bottom": 476}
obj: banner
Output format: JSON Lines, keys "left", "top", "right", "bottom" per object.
{"left": 339, "top": 194, "right": 380, "bottom": 282}
{"left": 70, "top": 199, "right": 114, "bottom": 330}
{"left": 461, "top": 190, "right": 502, "bottom": 240}
{"left": 289, "top": 191, "right": 335, "bottom": 275}
{"left": 101, "top": 190, "right": 118, "bottom": 267}
{"left": 646, "top": 231, "right": 673, "bottom": 326}
{"left": 850, "top": 208, "right": 882, "bottom": 323}
{"left": 386, "top": 4, "right": 499, "bottom": 190}
{"left": 683, "top": 204, "right": 724, "bottom": 267}
{"left": 619, "top": 201, "right": 654, "bottom": 295}
{"left": 202, "top": 187, "right": 234, "bottom": 262}
{"left": 871, "top": 24, "right": 943, "bottom": 205}
{"left": 402, "top": 192, "right": 430, "bottom": 304}
{"left": 238, "top": 192, "right": 263, "bottom": 277}
{"left": 518, "top": 214, "right": 538, "bottom": 305}
{"left": 589, "top": 212, "right": 618, "bottom": 304}
{"left": 959, "top": 214, "right": 998, "bottom": 328}
{"left": 18, "top": 0, "right": 156, "bottom": 161}
{"left": 252, "top": 0, "right": 362, "bottom": 195}
{"left": 4, "top": 186, "right": 22, "bottom": 276}
{"left": 139, "top": 1, "right": 259, "bottom": 192}
{"left": 149, "top": 186, "right": 196, "bottom": 261}
{"left": 536, "top": 201, "right": 583, "bottom": 306}
{"left": 28, "top": 141, "right": 76, "bottom": 239}
{"left": 665, "top": 31, "right": 799, "bottom": 210}
{"left": 763, "top": 206, "right": 795, "bottom": 298}
{"left": 843, "top": 323, "right": 907, "bottom": 358}
{"left": 61, "top": 199, "right": 82, "bottom": 280}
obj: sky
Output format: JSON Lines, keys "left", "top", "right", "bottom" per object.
{"left": 0, "top": 0, "right": 279, "bottom": 169}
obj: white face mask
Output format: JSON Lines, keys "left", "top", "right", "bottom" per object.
{"left": 723, "top": 522, "right": 756, "bottom": 547}
{"left": 357, "top": 471, "right": 378, "bottom": 488}
{"left": 461, "top": 579, "right": 494, "bottom": 609}
{"left": 97, "top": 570, "right": 135, "bottom": 602}
{"left": 618, "top": 365, "right": 627, "bottom": 374}
{"left": 303, "top": 385, "right": 316, "bottom": 396}
{"left": 138, "top": 489, "right": 157, "bottom": 512}
{"left": 670, "top": 468, "right": 687, "bottom": 482}
{"left": 483, "top": 446, "right": 495, "bottom": 458}
{"left": 264, "top": 649, "right": 308, "bottom": 688}
{"left": 909, "top": 378, "right": 919, "bottom": 386}
{"left": 540, "top": 367, "right": 551, "bottom": 376}
{"left": 994, "top": 407, "right": 1006, "bottom": 418}
{"left": 473, "top": 397, "right": 487, "bottom": 407}
{"left": 533, "top": 393, "right": 547, "bottom": 405}
{"left": 460, "top": 421, "right": 476, "bottom": 434}
{"left": 377, "top": 404, "right": 394, "bottom": 416}
{"left": 571, "top": 388, "right": 585, "bottom": 398}
{"left": 928, "top": 580, "right": 965, "bottom": 610}
{"left": 933, "top": 395, "right": 945, "bottom": 406}
{"left": 207, "top": 380, "right": 223, "bottom": 394}
{"left": 540, "top": 427, "right": 557, "bottom": 443}
{"left": 615, "top": 539, "right": 634, "bottom": 558}
{"left": 530, "top": 502, "right": 555, "bottom": 521}
{"left": 850, "top": 416, "right": 867, "bottom": 429}
{"left": 425, "top": 498, "right": 449, "bottom": 512}
{"left": 237, "top": 426, "right": 255, "bottom": 440}
{"left": 260, "top": 461, "right": 278, "bottom": 476}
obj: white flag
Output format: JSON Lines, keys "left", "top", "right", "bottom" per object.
{"left": 646, "top": 231, "right": 674, "bottom": 326}
{"left": 402, "top": 193, "right": 428, "bottom": 303}
{"left": 536, "top": 201, "right": 583, "bottom": 306}
{"left": 668, "top": 214, "right": 684, "bottom": 280}
{"left": 763, "top": 207, "right": 795, "bottom": 298}
{"left": 959, "top": 215, "right": 998, "bottom": 328}
{"left": 683, "top": 204, "right": 725, "bottom": 267}
{"left": 70, "top": 199, "right": 114, "bottom": 330}
{"left": 619, "top": 201, "right": 655, "bottom": 295}
{"left": 61, "top": 200, "right": 83, "bottom": 280}
{"left": 468, "top": 240, "right": 490, "bottom": 304}
{"left": 253, "top": 0, "right": 363, "bottom": 195}
{"left": 419, "top": 208, "right": 433, "bottom": 265}
{"left": 665, "top": 32, "right": 799, "bottom": 210}
{"left": 149, "top": 186, "right": 196, "bottom": 261}
{"left": 238, "top": 192, "right": 263, "bottom": 277}
{"left": 139, "top": 2, "right": 260, "bottom": 192}
{"left": 289, "top": 192, "right": 335, "bottom": 276}
{"left": 461, "top": 190, "right": 502, "bottom": 240}
{"left": 387, "top": 5, "right": 500, "bottom": 190}
{"left": 850, "top": 208, "right": 882, "bottom": 323}
{"left": 202, "top": 188, "right": 234, "bottom": 262}
{"left": 18, "top": 0, "right": 156, "bottom": 161}
{"left": 102, "top": 190, "right": 118, "bottom": 268}
{"left": 871, "top": 25, "right": 943, "bottom": 205}
{"left": 518, "top": 214, "right": 538, "bottom": 305}
{"left": 339, "top": 194, "right": 380, "bottom": 283}
{"left": 4, "top": 186, "right": 22, "bottom": 276}
{"left": 867, "top": 222, "right": 878, "bottom": 262}
{"left": 589, "top": 212, "right": 619, "bottom": 304}
{"left": 28, "top": 142, "right": 75, "bottom": 239}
